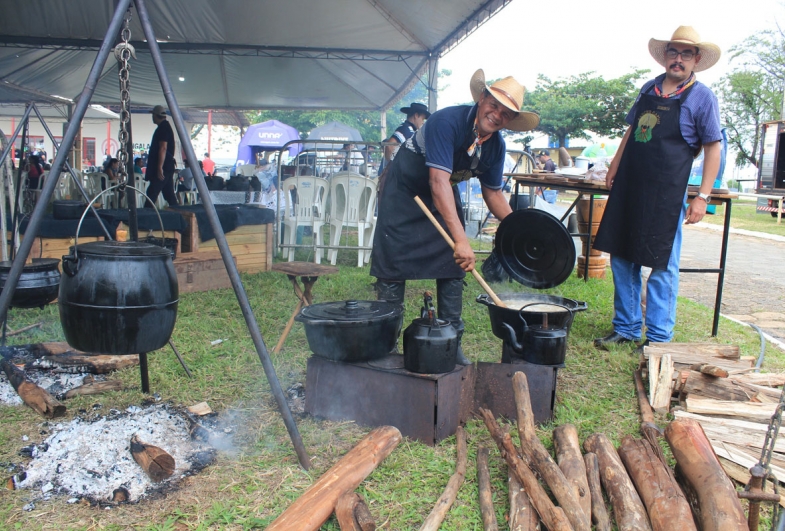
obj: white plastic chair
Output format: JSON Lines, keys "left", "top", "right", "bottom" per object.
{"left": 281, "top": 176, "right": 328, "bottom": 262}
{"left": 237, "top": 164, "right": 257, "bottom": 177}
{"left": 326, "top": 172, "right": 377, "bottom": 267}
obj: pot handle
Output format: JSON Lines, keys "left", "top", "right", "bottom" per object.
{"left": 61, "top": 253, "right": 79, "bottom": 277}
{"left": 72, "top": 183, "right": 169, "bottom": 261}
{"left": 500, "top": 322, "right": 524, "bottom": 353}
{"left": 475, "top": 293, "right": 492, "bottom": 306}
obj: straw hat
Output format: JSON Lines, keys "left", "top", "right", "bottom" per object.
{"left": 469, "top": 69, "right": 539, "bottom": 132}
{"left": 648, "top": 26, "right": 721, "bottom": 72}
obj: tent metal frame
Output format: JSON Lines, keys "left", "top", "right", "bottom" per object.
{"left": 0, "top": 0, "right": 311, "bottom": 470}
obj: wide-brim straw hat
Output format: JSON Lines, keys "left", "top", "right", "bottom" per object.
{"left": 648, "top": 26, "right": 721, "bottom": 72}
{"left": 469, "top": 69, "right": 539, "bottom": 132}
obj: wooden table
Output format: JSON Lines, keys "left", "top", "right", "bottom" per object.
{"left": 508, "top": 173, "right": 737, "bottom": 336}
{"left": 271, "top": 262, "right": 339, "bottom": 353}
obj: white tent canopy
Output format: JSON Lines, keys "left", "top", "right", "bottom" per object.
{"left": 0, "top": 0, "right": 510, "bottom": 111}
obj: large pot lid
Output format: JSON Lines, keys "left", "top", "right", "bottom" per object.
{"left": 299, "top": 300, "right": 401, "bottom": 323}
{"left": 494, "top": 209, "right": 576, "bottom": 289}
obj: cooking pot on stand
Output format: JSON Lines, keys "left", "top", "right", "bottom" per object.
{"left": 0, "top": 258, "right": 61, "bottom": 309}
{"left": 499, "top": 303, "right": 574, "bottom": 366}
{"left": 295, "top": 300, "right": 402, "bottom": 362}
{"left": 58, "top": 184, "right": 178, "bottom": 354}
{"left": 403, "top": 292, "right": 458, "bottom": 374}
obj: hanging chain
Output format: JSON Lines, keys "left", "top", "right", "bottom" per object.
{"left": 115, "top": 9, "right": 135, "bottom": 189}
{"left": 749, "top": 384, "right": 784, "bottom": 529}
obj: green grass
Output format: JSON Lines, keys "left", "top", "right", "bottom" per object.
{"left": 701, "top": 198, "right": 785, "bottom": 237}
{"left": 0, "top": 239, "right": 780, "bottom": 530}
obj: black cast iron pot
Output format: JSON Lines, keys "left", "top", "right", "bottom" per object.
{"left": 403, "top": 315, "right": 458, "bottom": 374}
{"left": 59, "top": 241, "right": 179, "bottom": 354}
{"left": 295, "top": 300, "right": 402, "bottom": 362}
{"left": 0, "top": 258, "right": 61, "bottom": 309}
{"left": 500, "top": 303, "right": 573, "bottom": 366}
{"left": 52, "top": 200, "right": 87, "bottom": 220}
{"left": 477, "top": 293, "right": 586, "bottom": 345}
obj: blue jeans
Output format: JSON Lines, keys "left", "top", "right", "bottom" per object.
{"left": 610, "top": 204, "right": 685, "bottom": 343}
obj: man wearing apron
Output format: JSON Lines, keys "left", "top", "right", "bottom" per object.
{"left": 371, "top": 69, "right": 539, "bottom": 364}
{"left": 593, "top": 26, "right": 722, "bottom": 352}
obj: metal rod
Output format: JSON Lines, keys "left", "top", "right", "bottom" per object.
{"left": 713, "top": 198, "right": 732, "bottom": 337}
{"left": 0, "top": 104, "right": 33, "bottom": 170}
{"left": 167, "top": 340, "right": 192, "bottom": 378}
{"left": 0, "top": 0, "right": 133, "bottom": 325}
{"left": 139, "top": 352, "right": 150, "bottom": 393}
{"left": 31, "top": 104, "right": 114, "bottom": 240}
{"left": 134, "top": 0, "right": 311, "bottom": 470}
{"left": 10, "top": 106, "right": 29, "bottom": 259}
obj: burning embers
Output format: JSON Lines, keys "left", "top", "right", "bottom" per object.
{"left": 13, "top": 404, "right": 216, "bottom": 505}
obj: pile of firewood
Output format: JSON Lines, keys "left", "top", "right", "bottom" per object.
{"left": 476, "top": 371, "right": 749, "bottom": 531}
{"left": 642, "top": 342, "right": 785, "bottom": 507}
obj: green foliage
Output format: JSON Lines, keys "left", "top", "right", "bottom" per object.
{"left": 246, "top": 70, "right": 451, "bottom": 142}
{"left": 525, "top": 69, "right": 650, "bottom": 147}
{"left": 715, "top": 31, "right": 785, "bottom": 167}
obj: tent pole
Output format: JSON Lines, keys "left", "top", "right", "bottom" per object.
{"left": 134, "top": 0, "right": 311, "bottom": 471}
{"left": 0, "top": 0, "right": 133, "bottom": 324}
{"left": 0, "top": 105, "right": 33, "bottom": 170}
{"left": 427, "top": 57, "right": 439, "bottom": 112}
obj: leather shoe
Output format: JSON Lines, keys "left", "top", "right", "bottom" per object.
{"left": 593, "top": 331, "right": 638, "bottom": 350}
{"left": 633, "top": 340, "right": 651, "bottom": 355}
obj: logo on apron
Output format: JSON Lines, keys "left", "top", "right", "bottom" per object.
{"left": 634, "top": 111, "right": 660, "bottom": 143}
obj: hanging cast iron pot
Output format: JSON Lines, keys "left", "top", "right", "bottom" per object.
{"left": 58, "top": 184, "right": 179, "bottom": 354}
{"left": 0, "top": 258, "right": 61, "bottom": 309}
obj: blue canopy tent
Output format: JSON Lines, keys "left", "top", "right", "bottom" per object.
{"left": 236, "top": 120, "right": 301, "bottom": 165}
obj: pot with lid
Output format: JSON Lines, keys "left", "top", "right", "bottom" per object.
{"left": 500, "top": 303, "right": 574, "bottom": 366}
{"left": 403, "top": 292, "right": 458, "bottom": 374}
{"left": 295, "top": 300, "right": 402, "bottom": 362}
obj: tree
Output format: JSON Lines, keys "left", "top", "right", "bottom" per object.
{"left": 714, "top": 30, "right": 785, "bottom": 167}
{"left": 524, "top": 69, "right": 649, "bottom": 148}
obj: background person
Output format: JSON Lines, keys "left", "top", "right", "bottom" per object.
{"left": 202, "top": 152, "right": 215, "bottom": 176}
{"left": 537, "top": 149, "right": 556, "bottom": 172}
{"left": 371, "top": 69, "right": 539, "bottom": 365}
{"left": 145, "top": 105, "right": 179, "bottom": 207}
{"left": 593, "top": 26, "right": 722, "bottom": 353}
{"left": 382, "top": 102, "right": 430, "bottom": 168}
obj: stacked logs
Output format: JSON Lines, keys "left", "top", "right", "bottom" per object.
{"left": 479, "top": 372, "right": 748, "bottom": 531}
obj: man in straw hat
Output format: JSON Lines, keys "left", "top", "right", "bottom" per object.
{"left": 593, "top": 26, "right": 722, "bottom": 353}
{"left": 371, "top": 69, "right": 539, "bottom": 365}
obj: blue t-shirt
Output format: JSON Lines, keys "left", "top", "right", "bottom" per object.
{"left": 626, "top": 74, "right": 722, "bottom": 149}
{"left": 405, "top": 104, "right": 506, "bottom": 190}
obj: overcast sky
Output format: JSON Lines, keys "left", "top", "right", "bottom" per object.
{"left": 438, "top": 0, "right": 783, "bottom": 108}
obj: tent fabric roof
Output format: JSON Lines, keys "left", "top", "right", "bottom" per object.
{"left": 0, "top": 0, "right": 509, "bottom": 111}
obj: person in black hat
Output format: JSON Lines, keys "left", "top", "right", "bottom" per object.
{"left": 537, "top": 149, "right": 556, "bottom": 172}
{"left": 382, "top": 102, "right": 430, "bottom": 165}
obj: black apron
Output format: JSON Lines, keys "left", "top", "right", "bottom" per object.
{"left": 370, "top": 148, "right": 466, "bottom": 280}
{"left": 593, "top": 86, "right": 696, "bottom": 270}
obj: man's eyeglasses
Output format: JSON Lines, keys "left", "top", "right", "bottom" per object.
{"left": 666, "top": 48, "right": 696, "bottom": 61}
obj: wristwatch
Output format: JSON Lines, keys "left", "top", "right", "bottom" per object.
{"left": 696, "top": 192, "right": 711, "bottom": 203}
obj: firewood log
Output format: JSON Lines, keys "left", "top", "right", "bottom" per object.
{"left": 268, "top": 426, "right": 401, "bottom": 531}
{"left": 479, "top": 408, "right": 572, "bottom": 531}
{"left": 476, "top": 447, "right": 498, "bottom": 531}
{"left": 419, "top": 426, "right": 467, "bottom": 531}
{"left": 664, "top": 419, "right": 749, "bottom": 531}
{"left": 1, "top": 359, "right": 65, "bottom": 418}
{"left": 335, "top": 492, "right": 375, "bottom": 531}
{"left": 583, "top": 433, "right": 652, "bottom": 531}
{"left": 553, "top": 424, "right": 591, "bottom": 519}
{"left": 513, "top": 372, "right": 591, "bottom": 531}
{"left": 64, "top": 379, "right": 123, "bottom": 398}
{"left": 584, "top": 452, "right": 611, "bottom": 531}
{"left": 617, "top": 435, "right": 696, "bottom": 531}
{"left": 1, "top": 342, "right": 139, "bottom": 374}
{"left": 508, "top": 471, "right": 539, "bottom": 531}
{"left": 130, "top": 434, "right": 175, "bottom": 482}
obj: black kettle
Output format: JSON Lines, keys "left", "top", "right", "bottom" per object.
{"left": 403, "top": 292, "right": 458, "bottom": 374}
{"left": 500, "top": 303, "right": 573, "bottom": 366}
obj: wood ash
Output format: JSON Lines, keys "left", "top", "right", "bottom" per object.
{"left": 0, "top": 369, "right": 93, "bottom": 405}
{"left": 17, "top": 404, "right": 216, "bottom": 504}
